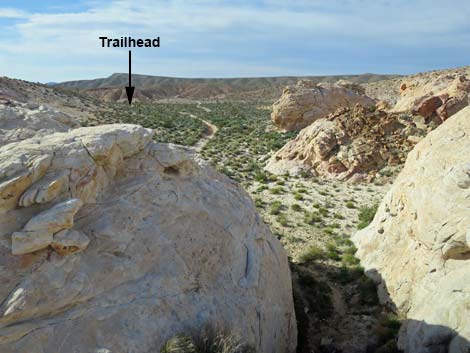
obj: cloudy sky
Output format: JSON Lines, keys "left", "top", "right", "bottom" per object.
{"left": 1, "top": 0, "right": 469, "bottom": 82}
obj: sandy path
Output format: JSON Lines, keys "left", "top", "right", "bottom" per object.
{"left": 179, "top": 103, "right": 218, "bottom": 152}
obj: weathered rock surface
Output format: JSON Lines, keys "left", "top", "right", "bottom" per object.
{"left": 353, "top": 106, "right": 470, "bottom": 352}
{"left": 0, "top": 124, "right": 296, "bottom": 353}
{"left": 265, "top": 105, "right": 425, "bottom": 181}
{"left": 271, "top": 80, "right": 376, "bottom": 132}
{"left": 0, "top": 100, "right": 80, "bottom": 147}
{"left": 393, "top": 71, "right": 470, "bottom": 123}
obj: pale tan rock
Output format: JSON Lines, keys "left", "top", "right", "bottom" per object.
{"left": 353, "top": 106, "right": 470, "bottom": 353}
{"left": 11, "top": 231, "right": 53, "bottom": 255}
{"left": 19, "top": 171, "right": 69, "bottom": 207}
{"left": 393, "top": 72, "right": 470, "bottom": 120}
{"left": 23, "top": 198, "right": 83, "bottom": 234}
{"left": 271, "top": 80, "right": 376, "bottom": 131}
{"left": 266, "top": 105, "right": 423, "bottom": 180}
{"left": 0, "top": 124, "right": 296, "bottom": 353}
{"left": 51, "top": 229, "right": 90, "bottom": 256}
{"left": 0, "top": 101, "right": 80, "bottom": 147}
{"left": 375, "top": 100, "right": 391, "bottom": 111}
{"left": 0, "top": 154, "right": 52, "bottom": 212}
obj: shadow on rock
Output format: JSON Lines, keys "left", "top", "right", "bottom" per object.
{"left": 290, "top": 262, "right": 470, "bottom": 353}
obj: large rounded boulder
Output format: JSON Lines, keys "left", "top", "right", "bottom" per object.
{"left": 0, "top": 125, "right": 296, "bottom": 353}
{"left": 271, "top": 80, "right": 375, "bottom": 132}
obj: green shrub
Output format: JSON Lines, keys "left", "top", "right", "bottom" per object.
{"left": 323, "top": 227, "right": 336, "bottom": 236}
{"left": 254, "top": 172, "right": 268, "bottom": 183}
{"left": 291, "top": 204, "right": 302, "bottom": 212}
{"left": 343, "top": 245, "right": 357, "bottom": 255}
{"left": 254, "top": 198, "right": 264, "bottom": 208}
{"left": 357, "top": 204, "right": 379, "bottom": 229}
{"left": 341, "top": 253, "right": 360, "bottom": 266}
{"left": 345, "top": 201, "right": 355, "bottom": 209}
{"left": 269, "top": 186, "right": 284, "bottom": 194}
{"left": 325, "top": 242, "right": 341, "bottom": 261}
{"left": 293, "top": 193, "right": 304, "bottom": 201}
{"left": 269, "top": 201, "right": 283, "bottom": 215}
{"left": 277, "top": 214, "right": 289, "bottom": 227}
{"left": 304, "top": 212, "right": 322, "bottom": 225}
{"left": 298, "top": 245, "right": 325, "bottom": 263}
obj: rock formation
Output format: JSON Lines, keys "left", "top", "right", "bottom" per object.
{"left": 0, "top": 124, "right": 296, "bottom": 353}
{"left": 271, "top": 80, "right": 376, "bottom": 132}
{"left": 393, "top": 71, "right": 470, "bottom": 123}
{"left": 0, "top": 100, "right": 80, "bottom": 147}
{"left": 265, "top": 105, "right": 425, "bottom": 181}
{"left": 353, "top": 106, "right": 470, "bottom": 352}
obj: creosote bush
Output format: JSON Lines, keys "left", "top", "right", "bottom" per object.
{"left": 357, "top": 203, "right": 379, "bottom": 229}
{"left": 298, "top": 245, "right": 325, "bottom": 263}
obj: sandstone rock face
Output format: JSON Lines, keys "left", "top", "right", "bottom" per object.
{"left": 265, "top": 105, "right": 424, "bottom": 181}
{"left": 353, "top": 107, "right": 470, "bottom": 352}
{"left": 393, "top": 72, "right": 470, "bottom": 122}
{"left": 271, "top": 80, "right": 376, "bottom": 132}
{"left": 0, "top": 100, "right": 80, "bottom": 147}
{"left": 0, "top": 125, "right": 296, "bottom": 353}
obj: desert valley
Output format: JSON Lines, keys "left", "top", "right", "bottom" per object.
{"left": 0, "top": 63, "right": 469, "bottom": 353}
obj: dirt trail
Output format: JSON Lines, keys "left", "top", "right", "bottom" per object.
{"left": 180, "top": 103, "right": 218, "bottom": 152}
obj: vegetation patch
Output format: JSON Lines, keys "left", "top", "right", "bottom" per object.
{"left": 357, "top": 203, "right": 379, "bottom": 229}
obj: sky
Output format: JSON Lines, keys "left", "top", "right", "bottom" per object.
{"left": 0, "top": 0, "right": 469, "bottom": 82}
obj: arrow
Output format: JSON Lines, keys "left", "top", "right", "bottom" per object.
{"left": 125, "top": 50, "right": 135, "bottom": 105}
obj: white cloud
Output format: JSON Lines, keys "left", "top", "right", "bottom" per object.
{"left": 0, "top": 0, "right": 469, "bottom": 81}
{"left": 0, "top": 8, "right": 28, "bottom": 18}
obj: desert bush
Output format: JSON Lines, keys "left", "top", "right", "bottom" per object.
{"left": 298, "top": 245, "right": 325, "bottom": 263}
{"left": 325, "top": 241, "right": 341, "bottom": 261}
{"left": 341, "top": 253, "right": 360, "bottom": 266}
{"left": 318, "top": 207, "right": 329, "bottom": 217}
{"left": 333, "top": 213, "right": 345, "bottom": 220}
{"left": 293, "top": 193, "right": 304, "bottom": 201}
{"left": 160, "top": 328, "right": 255, "bottom": 353}
{"left": 269, "top": 186, "right": 284, "bottom": 195}
{"left": 303, "top": 212, "right": 321, "bottom": 225}
{"left": 254, "top": 198, "right": 264, "bottom": 208}
{"left": 357, "top": 203, "right": 379, "bottom": 229}
{"left": 269, "top": 201, "right": 283, "bottom": 215}
{"left": 277, "top": 214, "right": 289, "bottom": 227}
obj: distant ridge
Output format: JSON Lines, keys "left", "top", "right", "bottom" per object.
{"left": 55, "top": 73, "right": 401, "bottom": 101}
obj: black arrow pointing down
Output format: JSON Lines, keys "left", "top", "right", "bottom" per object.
{"left": 125, "top": 50, "right": 135, "bottom": 105}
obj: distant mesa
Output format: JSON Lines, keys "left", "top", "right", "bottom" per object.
{"left": 54, "top": 72, "right": 400, "bottom": 101}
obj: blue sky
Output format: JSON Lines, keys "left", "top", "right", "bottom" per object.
{"left": 1, "top": 0, "right": 469, "bottom": 82}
